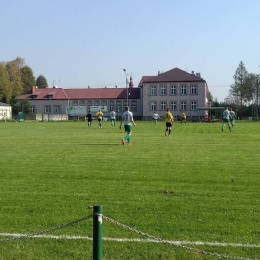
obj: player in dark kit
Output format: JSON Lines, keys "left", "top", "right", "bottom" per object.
{"left": 86, "top": 111, "right": 92, "bottom": 128}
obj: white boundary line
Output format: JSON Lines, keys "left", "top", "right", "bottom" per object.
{"left": 1, "top": 233, "right": 259, "bottom": 248}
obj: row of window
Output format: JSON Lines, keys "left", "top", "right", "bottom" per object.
{"left": 150, "top": 85, "right": 198, "bottom": 96}
{"left": 149, "top": 101, "right": 197, "bottom": 111}
{"left": 31, "top": 100, "right": 137, "bottom": 114}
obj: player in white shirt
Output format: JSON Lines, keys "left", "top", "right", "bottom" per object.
{"left": 221, "top": 107, "right": 232, "bottom": 132}
{"left": 110, "top": 109, "right": 116, "bottom": 127}
{"left": 229, "top": 108, "right": 236, "bottom": 127}
{"left": 119, "top": 106, "right": 136, "bottom": 145}
{"left": 153, "top": 112, "right": 160, "bottom": 124}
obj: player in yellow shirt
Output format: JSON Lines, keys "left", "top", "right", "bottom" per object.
{"left": 96, "top": 109, "right": 103, "bottom": 128}
{"left": 164, "top": 108, "right": 174, "bottom": 136}
{"left": 181, "top": 112, "right": 186, "bottom": 124}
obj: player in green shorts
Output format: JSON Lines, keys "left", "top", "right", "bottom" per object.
{"left": 110, "top": 109, "right": 116, "bottom": 127}
{"left": 229, "top": 108, "right": 236, "bottom": 127}
{"left": 221, "top": 107, "right": 232, "bottom": 132}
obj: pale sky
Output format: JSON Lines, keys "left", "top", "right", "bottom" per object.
{"left": 1, "top": 0, "right": 260, "bottom": 102}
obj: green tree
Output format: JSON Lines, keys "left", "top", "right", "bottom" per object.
{"left": 0, "top": 63, "right": 11, "bottom": 103}
{"left": 4, "top": 57, "right": 24, "bottom": 98}
{"left": 36, "top": 75, "right": 48, "bottom": 88}
{"left": 21, "top": 66, "right": 36, "bottom": 93}
{"left": 230, "top": 61, "right": 252, "bottom": 104}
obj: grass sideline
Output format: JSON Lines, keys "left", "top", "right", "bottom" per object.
{"left": 0, "top": 120, "right": 260, "bottom": 260}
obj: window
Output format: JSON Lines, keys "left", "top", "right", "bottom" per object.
{"left": 31, "top": 106, "right": 35, "bottom": 113}
{"left": 181, "top": 85, "right": 187, "bottom": 95}
{"left": 180, "top": 101, "right": 187, "bottom": 111}
{"left": 131, "top": 100, "right": 137, "bottom": 112}
{"left": 73, "top": 101, "right": 78, "bottom": 106}
{"left": 47, "top": 95, "right": 53, "bottom": 100}
{"left": 160, "top": 85, "right": 167, "bottom": 95}
{"left": 109, "top": 101, "right": 114, "bottom": 111}
{"left": 150, "top": 86, "right": 157, "bottom": 96}
{"left": 94, "top": 100, "right": 99, "bottom": 106}
{"left": 102, "top": 100, "right": 107, "bottom": 106}
{"left": 160, "top": 101, "right": 167, "bottom": 111}
{"left": 116, "top": 101, "right": 122, "bottom": 112}
{"left": 190, "top": 85, "right": 197, "bottom": 95}
{"left": 170, "top": 85, "right": 177, "bottom": 95}
{"left": 191, "top": 101, "right": 197, "bottom": 110}
{"left": 31, "top": 95, "right": 37, "bottom": 99}
{"left": 87, "top": 101, "right": 92, "bottom": 111}
{"left": 170, "top": 101, "right": 177, "bottom": 111}
{"left": 44, "top": 105, "right": 51, "bottom": 113}
{"left": 54, "top": 105, "right": 60, "bottom": 113}
{"left": 79, "top": 100, "right": 85, "bottom": 106}
{"left": 150, "top": 102, "right": 157, "bottom": 111}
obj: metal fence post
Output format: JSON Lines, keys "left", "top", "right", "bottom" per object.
{"left": 93, "top": 205, "right": 102, "bottom": 260}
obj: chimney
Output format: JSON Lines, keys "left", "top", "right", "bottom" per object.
{"left": 32, "top": 86, "right": 36, "bottom": 93}
{"left": 191, "top": 71, "right": 194, "bottom": 75}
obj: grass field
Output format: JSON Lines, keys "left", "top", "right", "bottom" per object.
{"left": 0, "top": 120, "right": 260, "bottom": 260}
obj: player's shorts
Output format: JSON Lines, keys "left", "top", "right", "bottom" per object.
{"left": 111, "top": 118, "right": 116, "bottom": 122}
{"left": 166, "top": 122, "right": 172, "bottom": 127}
{"left": 98, "top": 118, "right": 102, "bottom": 122}
{"left": 223, "top": 118, "right": 230, "bottom": 123}
{"left": 88, "top": 119, "right": 92, "bottom": 122}
{"left": 124, "top": 125, "right": 132, "bottom": 133}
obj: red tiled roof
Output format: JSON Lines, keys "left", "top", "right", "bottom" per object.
{"left": 138, "top": 76, "right": 156, "bottom": 87}
{"left": 139, "top": 68, "right": 206, "bottom": 86}
{"left": 18, "top": 87, "right": 140, "bottom": 100}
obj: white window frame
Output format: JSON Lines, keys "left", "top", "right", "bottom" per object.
{"left": 116, "top": 101, "right": 122, "bottom": 113}
{"left": 54, "top": 105, "right": 60, "bottom": 114}
{"left": 150, "top": 101, "right": 157, "bottom": 111}
{"left": 191, "top": 101, "right": 197, "bottom": 110}
{"left": 160, "top": 85, "right": 167, "bottom": 95}
{"left": 160, "top": 101, "right": 167, "bottom": 111}
{"left": 150, "top": 86, "right": 157, "bottom": 96}
{"left": 72, "top": 101, "right": 78, "bottom": 106}
{"left": 31, "top": 106, "right": 35, "bottom": 113}
{"left": 131, "top": 100, "right": 137, "bottom": 112}
{"left": 102, "top": 100, "right": 107, "bottom": 106}
{"left": 170, "top": 101, "right": 177, "bottom": 111}
{"left": 109, "top": 101, "right": 114, "bottom": 111}
{"left": 79, "top": 100, "right": 85, "bottom": 106}
{"left": 181, "top": 85, "right": 187, "bottom": 95}
{"left": 94, "top": 100, "right": 99, "bottom": 106}
{"left": 180, "top": 101, "right": 187, "bottom": 111}
{"left": 170, "top": 85, "right": 177, "bottom": 95}
{"left": 191, "top": 85, "right": 197, "bottom": 95}
{"left": 44, "top": 105, "right": 51, "bottom": 113}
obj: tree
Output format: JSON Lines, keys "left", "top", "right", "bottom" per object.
{"left": 230, "top": 61, "right": 252, "bottom": 104}
{"left": 36, "top": 75, "right": 48, "bottom": 88}
{"left": 21, "top": 66, "right": 36, "bottom": 93}
{"left": 0, "top": 63, "right": 11, "bottom": 103}
{"left": 4, "top": 57, "right": 24, "bottom": 98}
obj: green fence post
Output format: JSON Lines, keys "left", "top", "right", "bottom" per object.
{"left": 93, "top": 205, "right": 102, "bottom": 260}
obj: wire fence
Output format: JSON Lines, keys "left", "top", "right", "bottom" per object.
{"left": 0, "top": 212, "right": 258, "bottom": 260}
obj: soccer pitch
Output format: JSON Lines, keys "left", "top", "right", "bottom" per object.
{"left": 0, "top": 120, "right": 259, "bottom": 260}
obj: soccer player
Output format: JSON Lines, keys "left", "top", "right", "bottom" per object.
{"left": 119, "top": 106, "right": 136, "bottom": 145}
{"left": 181, "top": 112, "right": 186, "bottom": 124}
{"left": 153, "top": 112, "right": 160, "bottom": 124}
{"left": 86, "top": 111, "right": 92, "bottom": 128}
{"left": 96, "top": 109, "right": 103, "bottom": 128}
{"left": 110, "top": 109, "right": 116, "bottom": 127}
{"left": 229, "top": 108, "right": 236, "bottom": 127}
{"left": 164, "top": 108, "right": 174, "bottom": 137}
{"left": 221, "top": 107, "right": 232, "bottom": 132}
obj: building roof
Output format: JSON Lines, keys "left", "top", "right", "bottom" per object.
{"left": 18, "top": 87, "right": 140, "bottom": 100}
{"left": 138, "top": 68, "right": 206, "bottom": 87}
{"left": 0, "top": 102, "right": 10, "bottom": 106}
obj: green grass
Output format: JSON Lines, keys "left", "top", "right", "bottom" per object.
{"left": 0, "top": 120, "right": 260, "bottom": 260}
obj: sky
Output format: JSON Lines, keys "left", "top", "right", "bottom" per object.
{"left": 1, "top": 0, "right": 260, "bottom": 102}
